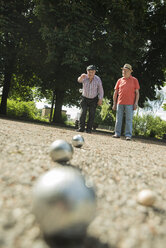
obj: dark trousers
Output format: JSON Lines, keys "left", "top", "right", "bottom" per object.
{"left": 79, "top": 96, "right": 98, "bottom": 131}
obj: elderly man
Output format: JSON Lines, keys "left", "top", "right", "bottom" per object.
{"left": 77, "top": 65, "right": 104, "bottom": 133}
{"left": 112, "top": 64, "right": 140, "bottom": 140}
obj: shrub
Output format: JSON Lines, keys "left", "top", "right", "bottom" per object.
{"left": 65, "top": 120, "right": 75, "bottom": 126}
{"left": 7, "top": 99, "right": 41, "bottom": 120}
{"left": 133, "top": 114, "right": 166, "bottom": 138}
{"left": 62, "top": 111, "right": 67, "bottom": 123}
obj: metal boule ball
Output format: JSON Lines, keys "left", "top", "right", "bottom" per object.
{"left": 50, "top": 140, "right": 73, "bottom": 162}
{"left": 32, "top": 167, "right": 96, "bottom": 238}
{"left": 137, "top": 189, "right": 156, "bottom": 206}
{"left": 72, "top": 134, "right": 84, "bottom": 148}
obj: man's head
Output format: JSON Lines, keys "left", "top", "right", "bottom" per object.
{"left": 121, "top": 64, "right": 133, "bottom": 78}
{"left": 86, "top": 65, "right": 96, "bottom": 71}
{"left": 86, "top": 65, "right": 96, "bottom": 80}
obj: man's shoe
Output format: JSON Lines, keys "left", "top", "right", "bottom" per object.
{"left": 86, "top": 129, "right": 92, "bottom": 133}
{"left": 77, "top": 128, "right": 84, "bottom": 132}
{"left": 112, "top": 134, "right": 120, "bottom": 138}
{"left": 126, "top": 136, "right": 131, "bottom": 141}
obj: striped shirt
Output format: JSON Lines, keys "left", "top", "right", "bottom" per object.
{"left": 81, "top": 75, "right": 104, "bottom": 99}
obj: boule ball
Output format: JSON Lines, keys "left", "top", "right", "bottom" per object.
{"left": 50, "top": 140, "right": 73, "bottom": 162}
{"left": 72, "top": 134, "right": 84, "bottom": 148}
{"left": 137, "top": 189, "right": 156, "bottom": 206}
{"left": 32, "top": 167, "right": 96, "bottom": 238}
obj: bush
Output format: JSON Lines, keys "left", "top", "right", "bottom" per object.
{"left": 65, "top": 120, "right": 75, "bottom": 126}
{"left": 133, "top": 114, "right": 166, "bottom": 138}
{"left": 62, "top": 111, "right": 67, "bottom": 123}
{"left": 7, "top": 99, "right": 42, "bottom": 120}
{"left": 94, "top": 106, "right": 116, "bottom": 127}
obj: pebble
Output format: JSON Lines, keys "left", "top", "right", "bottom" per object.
{"left": 137, "top": 189, "right": 156, "bottom": 206}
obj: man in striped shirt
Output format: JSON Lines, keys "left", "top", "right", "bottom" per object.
{"left": 77, "top": 65, "right": 104, "bottom": 133}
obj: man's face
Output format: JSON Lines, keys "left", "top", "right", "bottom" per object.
{"left": 87, "top": 70, "right": 96, "bottom": 79}
{"left": 122, "top": 68, "right": 131, "bottom": 78}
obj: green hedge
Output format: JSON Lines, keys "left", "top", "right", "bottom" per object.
{"left": 133, "top": 114, "right": 166, "bottom": 138}
{"left": 7, "top": 99, "right": 67, "bottom": 123}
{"left": 7, "top": 99, "right": 40, "bottom": 119}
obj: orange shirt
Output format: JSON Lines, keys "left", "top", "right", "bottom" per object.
{"left": 115, "top": 76, "right": 140, "bottom": 105}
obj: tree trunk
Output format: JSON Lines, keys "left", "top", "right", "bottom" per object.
{"left": 49, "top": 89, "right": 56, "bottom": 122}
{"left": 53, "top": 90, "right": 65, "bottom": 123}
{"left": 0, "top": 33, "right": 16, "bottom": 115}
{"left": 0, "top": 67, "right": 13, "bottom": 115}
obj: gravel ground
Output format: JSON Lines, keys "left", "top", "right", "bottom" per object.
{"left": 0, "top": 117, "right": 166, "bottom": 248}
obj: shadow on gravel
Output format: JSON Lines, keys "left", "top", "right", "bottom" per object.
{"left": 132, "top": 137, "right": 166, "bottom": 147}
{"left": 93, "top": 131, "right": 166, "bottom": 147}
{"left": 44, "top": 235, "right": 114, "bottom": 248}
{"left": 152, "top": 206, "right": 166, "bottom": 216}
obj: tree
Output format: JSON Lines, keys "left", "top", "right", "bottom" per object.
{"left": 0, "top": 0, "right": 46, "bottom": 114}
{"left": 34, "top": 0, "right": 100, "bottom": 122}
{"left": 34, "top": 0, "right": 166, "bottom": 123}
{"left": 162, "top": 82, "right": 166, "bottom": 112}
{"left": 0, "top": 0, "right": 31, "bottom": 114}
{"left": 163, "top": 104, "right": 166, "bottom": 111}
{"left": 1, "top": 0, "right": 165, "bottom": 122}
{"left": 34, "top": 0, "right": 142, "bottom": 122}
{"left": 133, "top": 0, "right": 166, "bottom": 106}
{"left": 143, "top": 88, "right": 165, "bottom": 113}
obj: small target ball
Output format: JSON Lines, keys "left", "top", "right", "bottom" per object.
{"left": 50, "top": 139, "right": 73, "bottom": 162}
{"left": 137, "top": 189, "right": 156, "bottom": 206}
{"left": 72, "top": 134, "right": 84, "bottom": 148}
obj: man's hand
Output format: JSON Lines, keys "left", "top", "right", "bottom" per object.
{"left": 133, "top": 103, "right": 138, "bottom": 110}
{"left": 78, "top": 73, "right": 87, "bottom": 82}
{"left": 112, "top": 90, "right": 118, "bottom": 111}
{"left": 98, "top": 99, "right": 102, "bottom": 106}
{"left": 81, "top": 73, "right": 87, "bottom": 79}
{"left": 112, "top": 103, "right": 116, "bottom": 111}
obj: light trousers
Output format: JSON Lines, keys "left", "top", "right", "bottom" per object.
{"left": 115, "top": 104, "right": 133, "bottom": 137}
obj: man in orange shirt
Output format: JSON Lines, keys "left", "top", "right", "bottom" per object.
{"left": 112, "top": 64, "right": 140, "bottom": 140}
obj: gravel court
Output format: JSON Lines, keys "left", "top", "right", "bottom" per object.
{"left": 0, "top": 118, "right": 166, "bottom": 248}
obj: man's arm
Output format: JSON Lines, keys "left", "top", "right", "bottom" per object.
{"left": 112, "top": 89, "right": 118, "bottom": 110}
{"left": 97, "top": 80, "right": 104, "bottom": 106}
{"left": 134, "top": 89, "right": 139, "bottom": 110}
{"left": 77, "top": 73, "right": 87, "bottom": 83}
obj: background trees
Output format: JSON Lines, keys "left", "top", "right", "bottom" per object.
{"left": 0, "top": 0, "right": 165, "bottom": 123}
{"left": 0, "top": 0, "right": 33, "bottom": 114}
{"left": 0, "top": 0, "right": 46, "bottom": 114}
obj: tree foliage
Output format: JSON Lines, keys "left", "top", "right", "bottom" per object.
{"left": 0, "top": 0, "right": 166, "bottom": 123}
{"left": 0, "top": 0, "right": 46, "bottom": 113}
{"left": 34, "top": 0, "right": 166, "bottom": 109}
{"left": 163, "top": 104, "right": 166, "bottom": 111}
